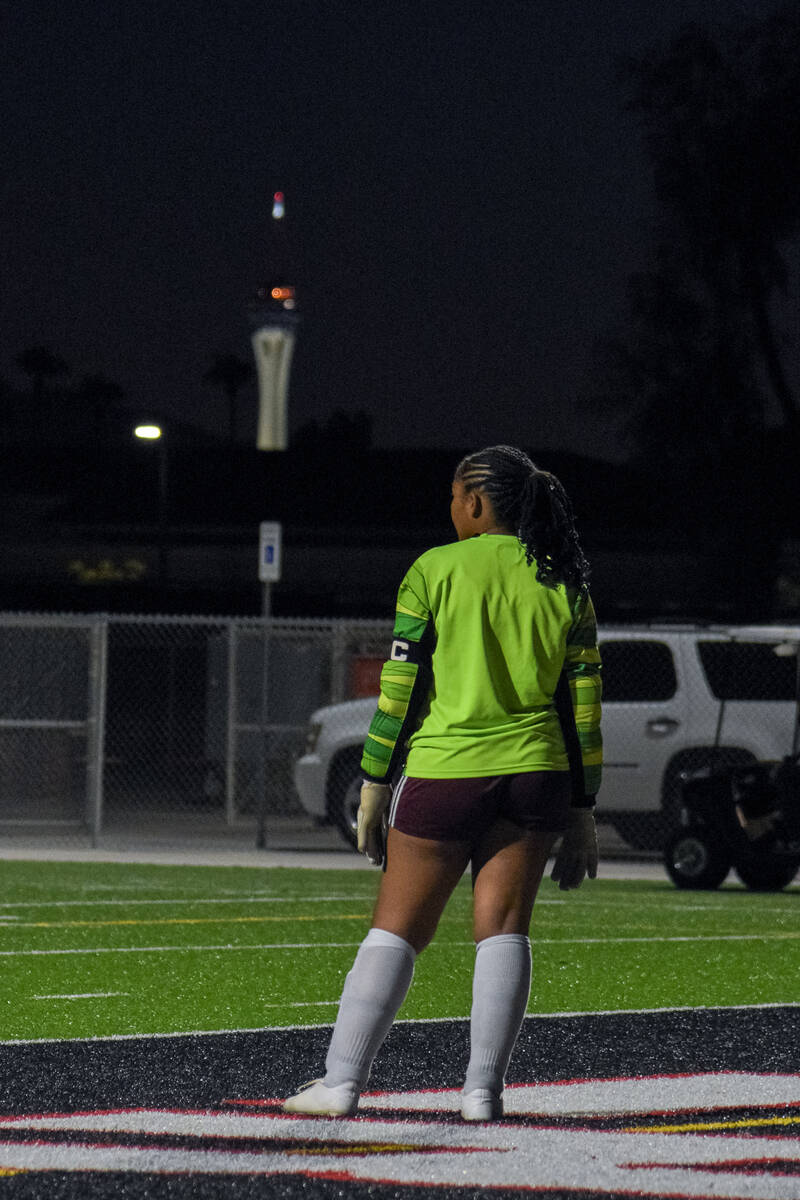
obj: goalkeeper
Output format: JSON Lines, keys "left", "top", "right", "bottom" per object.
{"left": 284, "top": 444, "right": 602, "bottom": 1122}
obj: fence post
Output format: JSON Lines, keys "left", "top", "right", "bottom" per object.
{"left": 86, "top": 616, "right": 108, "bottom": 845}
{"left": 331, "top": 622, "right": 349, "bottom": 703}
{"left": 225, "top": 620, "right": 238, "bottom": 826}
{"left": 256, "top": 618, "right": 271, "bottom": 847}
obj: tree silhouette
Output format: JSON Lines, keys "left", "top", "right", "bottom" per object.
{"left": 15, "top": 345, "right": 70, "bottom": 398}
{"left": 588, "top": 8, "right": 800, "bottom": 613}
{"left": 73, "top": 373, "right": 126, "bottom": 445}
{"left": 617, "top": 8, "right": 800, "bottom": 444}
{"left": 203, "top": 353, "right": 254, "bottom": 445}
{"left": 14, "top": 345, "right": 71, "bottom": 440}
{"left": 0, "top": 376, "right": 14, "bottom": 437}
{"left": 292, "top": 409, "right": 373, "bottom": 453}
{"left": 596, "top": 243, "right": 762, "bottom": 492}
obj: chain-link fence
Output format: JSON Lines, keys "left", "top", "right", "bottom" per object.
{"left": 0, "top": 614, "right": 797, "bottom": 857}
{"left": 0, "top": 615, "right": 105, "bottom": 835}
{"left": 0, "top": 613, "right": 392, "bottom": 848}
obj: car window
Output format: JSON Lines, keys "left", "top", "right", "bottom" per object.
{"left": 697, "top": 640, "right": 797, "bottom": 701}
{"left": 599, "top": 640, "right": 677, "bottom": 702}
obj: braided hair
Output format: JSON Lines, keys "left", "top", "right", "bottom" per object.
{"left": 453, "top": 445, "right": 590, "bottom": 590}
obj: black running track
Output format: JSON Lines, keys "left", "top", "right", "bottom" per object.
{"left": 0, "top": 1006, "right": 797, "bottom": 1199}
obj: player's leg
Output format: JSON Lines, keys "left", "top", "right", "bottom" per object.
{"left": 461, "top": 821, "right": 556, "bottom": 1120}
{"left": 325, "top": 828, "right": 470, "bottom": 1082}
{"left": 371, "top": 825, "right": 471, "bottom": 951}
{"left": 462, "top": 774, "right": 568, "bottom": 1120}
{"left": 471, "top": 818, "right": 556, "bottom": 940}
{"left": 283, "top": 920, "right": 418, "bottom": 1116}
{"left": 471, "top": 769, "right": 569, "bottom": 939}
{"left": 284, "top": 827, "right": 470, "bottom": 1116}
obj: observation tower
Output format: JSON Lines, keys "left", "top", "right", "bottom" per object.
{"left": 248, "top": 191, "right": 298, "bottom": 450}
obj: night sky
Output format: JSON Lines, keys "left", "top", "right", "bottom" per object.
{"left": 2, "top": 0, "right": 776, "bottom": 459}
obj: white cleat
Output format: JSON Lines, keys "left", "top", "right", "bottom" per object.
{"left": 460, "top": 1088, "right": 503, "bottom": 1122}
{"left": 282, "top": 1078, "right": 360, "bottom": 1117}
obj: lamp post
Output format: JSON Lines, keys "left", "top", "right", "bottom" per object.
{"left": 134, "top": 423, "right": 168, "bottom": 597}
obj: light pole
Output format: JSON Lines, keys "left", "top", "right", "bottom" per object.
{"left": 134, "top": 423, "right": 168, "bottom": 597}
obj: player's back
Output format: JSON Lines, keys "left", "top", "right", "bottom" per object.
{"left": 405, "top": 535, "right": 574, "bottom": 778}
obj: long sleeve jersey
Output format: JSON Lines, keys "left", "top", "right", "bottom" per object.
{"left": 360, "top": 534, "right": 602, "bottom": 798}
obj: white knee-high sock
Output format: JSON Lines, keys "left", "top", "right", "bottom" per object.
{"left": 463, "top": 933, "right": 531, "bottom": 1096}
{"left": 324, "top": 928, "right": 416, "bottom": 1089}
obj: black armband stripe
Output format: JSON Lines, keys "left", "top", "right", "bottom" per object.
{"left": 382, "top": 620, "right": 435, "bottom": 779}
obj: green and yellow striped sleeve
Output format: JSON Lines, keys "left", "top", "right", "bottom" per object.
{"left": 564, "top": 589, "right": 603, "bottom": 797}
{"left": 360, "top": 564, "right": 434, "bottom": 781}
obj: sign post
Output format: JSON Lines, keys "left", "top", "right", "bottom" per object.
{"left": 256, "top": 522, "right": 282, "bottom": 848}
{"left": 258, "top": 521, "right": 282, "bottom": 616}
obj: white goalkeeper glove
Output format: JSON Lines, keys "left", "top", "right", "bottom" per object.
{"left": 551, "top": 808, "right": 598, "bottom": 890}
{"left": 357, "top": 781, "right": 391, "bottom": 866}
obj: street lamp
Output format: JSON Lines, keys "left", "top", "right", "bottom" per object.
{"left": 134, "top": 423, "right": 168, "bottom": 597}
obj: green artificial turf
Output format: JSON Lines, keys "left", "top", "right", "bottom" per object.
{"left": 0, "top": 859, "right": 796, "bottom": 1041}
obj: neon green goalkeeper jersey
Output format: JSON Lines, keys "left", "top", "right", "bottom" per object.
{"left": 360, "top": 534, "right": 602, "bottom": 793}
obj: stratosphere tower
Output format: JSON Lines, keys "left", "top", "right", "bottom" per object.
{"left": 248, "top": 191, "right": 299, "bottom": 450}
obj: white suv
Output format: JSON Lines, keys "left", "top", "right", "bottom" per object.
{"left": 293, "top": 624, "right": 799, "bottom": 851}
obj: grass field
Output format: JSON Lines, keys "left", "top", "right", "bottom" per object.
{"left": 0, "top": 859, "right": 797, "bottom": 1044}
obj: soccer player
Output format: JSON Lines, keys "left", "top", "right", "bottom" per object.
{"left": 284, "top": 445, "right": 602, "bottom": 1121}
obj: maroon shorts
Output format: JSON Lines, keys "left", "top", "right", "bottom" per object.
{"left": 389, "top": 772, "right": 571, "bottom": 842}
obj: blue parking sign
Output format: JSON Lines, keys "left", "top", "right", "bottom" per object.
{"left": 258, "top": 522, "right": 282, "bottom": 582}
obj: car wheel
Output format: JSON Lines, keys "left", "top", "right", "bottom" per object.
{"left": 664, "top": 826, "right": 731, "bottom": 890}
{"left": 327, "top": 748, "right": 362, "bottom": 851}
{"left": 734, "top": 856, "right": 799, "bottom": 892}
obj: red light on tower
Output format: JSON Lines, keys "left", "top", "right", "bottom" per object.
{"left": 272, "top": 191, "right": 285, "bottom": 219}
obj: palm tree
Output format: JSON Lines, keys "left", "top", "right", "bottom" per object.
{"left": 14, "top": 345, "right": 71, "bottom": 441}
{"left": 203, "top": 354, "right": 254, "bottom": 445}
{"left": 15, "top": 345, "right": 70, "bottom": 397}
{"left": 74, "top": 373, "right": 126, "bottom": 445}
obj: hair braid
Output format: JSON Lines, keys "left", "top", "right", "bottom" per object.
{"left": 453, "top": 445, "right": 590, "bottom": 589}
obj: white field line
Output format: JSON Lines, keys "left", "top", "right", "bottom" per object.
{"left": 32, "top": 993, "right": 129, "bottom": 1000}
{"left": 261, "top": 1000, "right": 338, "bottom": 1008}
{"left": 1, "top": 931, "right": 799, "bottom": 959}
{"left": 537, "top": 932, "right": 800, "bottom": 944}
{"left": 1, "top": 1001, "right": 797, "bottom": 1046}
{"left": 0, "top": 941, "right": 364, "bottom": 957}
{"left": 570, "top": 899, "right": 800, "bottom": 908}
{"left": 1, "top": 893, "right": 794, "bottom": 912}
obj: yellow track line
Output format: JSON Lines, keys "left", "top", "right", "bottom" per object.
{"left": 625, "top": 1114, "right": 800, "bottom": 1133}
{"left": 0, "top": 915, "right": 370, "bottom": 929}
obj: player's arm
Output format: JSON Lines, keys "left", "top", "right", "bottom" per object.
{"left": 562, "top": 587, "right": 602, "bottom": 802}
{"left": 360, "top": 562, "right": 434, "bottom": 783}
{"left": 551, "top": 587, "right": 602, "bottom": 889}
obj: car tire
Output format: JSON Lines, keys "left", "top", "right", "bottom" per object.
{"left": 664, "top": 826, "right": 731, "bottom": 890}
{"left": 734, "top": 855, "right": 799, "bottom": 892}
{"left": 326, "top": 748, "right": 362, "bottom": 851}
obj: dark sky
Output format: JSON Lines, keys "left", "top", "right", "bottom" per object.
{"left": 2, "top": 0, "right": 776, "bottom": 459}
